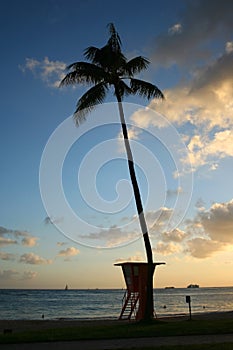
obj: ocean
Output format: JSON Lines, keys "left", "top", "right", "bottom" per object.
{"left": 0, "top": 287, "right": 232, "bottom": 320}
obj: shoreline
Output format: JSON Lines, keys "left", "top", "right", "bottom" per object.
{"left": 1, "top": 311, "right": 232, "bottom": 333}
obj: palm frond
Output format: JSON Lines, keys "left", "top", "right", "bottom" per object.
{"left": 85, "top": 45, "right": 127, "bottom": 72}
{"left": 60, "top": 23, "right": 164, "bottom": 129}
{"left": 124, "top": 56, "right": 150, "bottom": 76}
{"left": 107, "top": 23, "right": 122, "bottom": 52}
{"left": 114, "top": 80, "right": 132, "bottom": 99}
{"left": 60, "top": 62, "right": 107, "bottom": 86}
{"left": 83, "top": 46, "right": 100, "bottom": 61}
{"left": 74, "top": 83, "right": 109, "bottom": 125}
{"left": 130, "top": 78, "right": 164, "bottom": 100}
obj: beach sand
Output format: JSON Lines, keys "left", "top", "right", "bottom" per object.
{"left": 1, "top": 311, "right": 232, "bottom": 333}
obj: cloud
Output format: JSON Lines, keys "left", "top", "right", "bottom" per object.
{"left": 131, "top": 107, "right": 168, "bottom": 129}
{"left": 184, "top": 129, "right": 233, "bottom": 170}
{"left": 19, "top": 253, "right": 52, "bottom": 265}
{"left": 168, "top": 23, "right": 182, "bottom": 35}
{"left": 20, "top": 57, "right": 66, "bottom": 88}
{"left": 21, "top": 271, "right": 37, "bottom": 280}
{"left": 79, "top": 226, "right": 139, "bottom": 248}
{"left": 186, "top": 238, "right": 226, "bottom": 258}
{"left": 0, "top": 226, "right": 28, "bottom": 237}
{"left": 199, "top": 200, "right": 233, "bottom": 243}
{"left": 142, "top": 2, "right": 233, "bottom": 175}
{"left": 78, "top": 206, "right": 184, "bottom": 248}
{"left": 58, "top": 247, "right": 80, "bottom": 258}
{"left": 166, "top": 187, "right": 183, "bottom": 198}
{"left": 144, "top": 49, "right": 233, "bottom": 172}
{"left": 184, "top": 199, "right": 233, "bottom": 258}
{"left": 21, "top": 236, "right": 37, "bottom": 247}
{"left": 0, "top": 268, "right": 37, "bottom": 280}
{"left": 0, "top": 226, "right": 39, "bottom": 249}
{"left": 125, "top": 127, "right": 141, "bottom": 140}
{"left": 117, "top": 126, "right": 142, "bottom": 153}
{"left": 105, "top": 200, "right": 233, "bottom": 259}
{"left": 76, "top": 207, "right": 177, "bottom": 248}
{"left": 0, "top": 269, "right": 19, "bottom": 280}
{"left": 195, "top": 198, "right": 206, "bottom": 211}
{"left": 151, "top": 0, "right": 233, "bottom": 67}
{"left": 189, "top": 53, "right": 233, "bottom": 109}
{"left": 44, "top": 216, "right": 63, "bottom": 225}
{"left": 153, "top": 241, "right": 181, "bottom": 256}
{"left": 161, "top": 228, "right": 187, "bottom": 242}
{"left": 21, "top": 58, "right": 39, "bottom": 70}
{"left": 57, "top": 242, "right": 67, "bottom": 246}
{"left": 0, "top": 237, "right": 17, "bottom": 247}
{"left": 115, "top": 252, "right": 144, "bottom": 263}
{"left": 146, "top": 207, "right": 173, "bottom": 224}
{"left": 225, "top": 41, "right": 233, "bottom": 54}
{"left": 154, "top": 50, "right": 233, "bottom": 127}
{"left": 76, "top": 199, "right": 233, "bottom": 259}
{"left": 0, "top": 251, "right": 15, "bottom": 261}
{"left": 135, "top": 200, "right": 233, "bottom": 259}
{"left": 0, "top": 226, "right": 38, "bottom": 246}
{"left": 146, "top": 207, "right": 174, "bottom": 235}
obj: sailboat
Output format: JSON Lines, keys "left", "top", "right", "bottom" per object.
{"left": 65, "top": 284, "right": 68, "bottom": 290}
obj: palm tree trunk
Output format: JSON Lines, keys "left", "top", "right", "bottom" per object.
{"left": 115, "top": 91, "right": 154, "bottom": 321}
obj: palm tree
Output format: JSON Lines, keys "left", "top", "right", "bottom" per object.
{"left": 60, "top": 23, "right": 164, "bottom": 321}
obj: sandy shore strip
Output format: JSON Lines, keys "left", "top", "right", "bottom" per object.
{"left": 0, "top": 311, "right": 232, "bottom": 333}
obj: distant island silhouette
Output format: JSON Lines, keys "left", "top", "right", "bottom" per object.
{"left": 187, "top": 284, "right": 199, "bottom": 288}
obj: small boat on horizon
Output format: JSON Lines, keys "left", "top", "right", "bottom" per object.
{"left": 65, "top": 284, "right": 68, "bottom": 290}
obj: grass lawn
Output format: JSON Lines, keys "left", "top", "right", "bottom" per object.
{"left": 127, "top": 345, "right": 233, "bottom": 350}
{"left": 0, "top": 318, "right": 233, "bottom": 345}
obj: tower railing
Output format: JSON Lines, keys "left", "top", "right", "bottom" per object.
{"left": 119, "top": 289, "right": 139, "bottom": 320}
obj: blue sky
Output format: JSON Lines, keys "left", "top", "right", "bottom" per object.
{"left": 0, "top": 0, "right": 233, "bottom": 289}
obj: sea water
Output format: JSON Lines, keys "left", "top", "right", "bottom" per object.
{"left": 0, "top": 287, "right": 232, "bottom": 320}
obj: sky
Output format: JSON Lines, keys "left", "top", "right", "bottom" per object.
{"left": 0, "top": 0, "right": 233, "bottom": 289}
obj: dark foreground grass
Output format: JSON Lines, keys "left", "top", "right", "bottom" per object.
{"left": 127, "top": 344, "right": 233, "bottom": 350}
{"left": 0, "top": 318, "right": 233, "bottom": 344}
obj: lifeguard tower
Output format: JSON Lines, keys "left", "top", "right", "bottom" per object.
{"left": 115, "top": 262, "right": 165, "bottom": 321}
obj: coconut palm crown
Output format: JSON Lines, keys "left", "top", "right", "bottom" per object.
{"left": 60, "top": 23, "right": 163, "bottom": 123}
{"left": 60, "top": 23, "right": 164, "bottom": 320}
